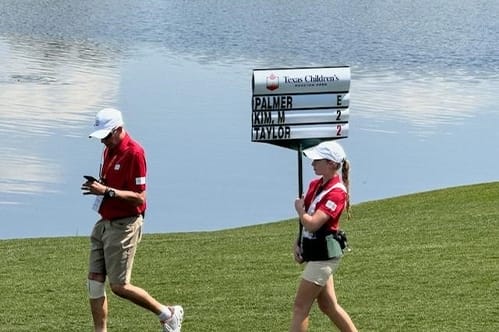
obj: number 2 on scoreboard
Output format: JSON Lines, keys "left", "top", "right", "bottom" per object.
{"left": 336, "top": 124, "right": 342, "bottom": 136}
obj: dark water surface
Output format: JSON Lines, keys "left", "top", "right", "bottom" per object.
{"left": 1, "top": 0, "right": 499, "bottom": 239}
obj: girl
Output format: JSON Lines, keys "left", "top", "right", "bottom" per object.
{"left": 291, "top": 140, "right": 357, "bottom": 332}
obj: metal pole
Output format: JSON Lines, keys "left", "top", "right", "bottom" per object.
{"left": 298, "top": 145, "right": 303, "bottom": 196}
{"left": 297, "top": 144, "right": 303, "bottom": 240}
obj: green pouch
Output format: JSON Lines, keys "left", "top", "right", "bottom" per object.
{"left": 325, "top": 234, "right": 343, "bottom": 258}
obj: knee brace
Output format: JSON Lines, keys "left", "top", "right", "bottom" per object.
{"left": 87, "top": 279, "right": 106, "bottom": 299}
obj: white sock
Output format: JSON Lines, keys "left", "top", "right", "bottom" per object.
{"left": 158, "top": 305, "right": 172, "bottom": 321}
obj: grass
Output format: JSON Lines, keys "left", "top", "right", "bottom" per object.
{"left": 1, "top": 182, "right": 499, "bottom": 331}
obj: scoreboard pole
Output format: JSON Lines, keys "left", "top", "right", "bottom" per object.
{"left": 297, "top": 144, "right": 304, "bottom": 246}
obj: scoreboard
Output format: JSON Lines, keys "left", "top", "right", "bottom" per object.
{"left": 252, "top": 66, "right": 350, "bottom": 150}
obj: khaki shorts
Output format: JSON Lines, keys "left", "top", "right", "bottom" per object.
{"left": 89, "top": 215, "right": 143, "bottom": 284}
{"left": 301, "top": 258, "right": 341, "bottom": 286}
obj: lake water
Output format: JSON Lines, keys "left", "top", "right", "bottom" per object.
{"left": 1, "top": 0, "right": 499, "bottom": 239}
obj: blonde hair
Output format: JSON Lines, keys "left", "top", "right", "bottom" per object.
{"left": 329, "top": 158, "right": 352, "bottom": 219}
{"left": 341, "top": 159, "right": 351, "bottom": 219}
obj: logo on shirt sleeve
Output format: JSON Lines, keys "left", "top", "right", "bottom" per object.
{"left": 325, "top": 200, "right": 337, "bottom": 211}
{"left": 135, "top": 177, "right": 146, "bottom": 185}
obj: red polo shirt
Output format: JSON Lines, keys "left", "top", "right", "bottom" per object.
{"left": 99, "top": 133, "right": 147, "bottom": 220}
{"left": 303, "top": 175, "right": 347, "bottom": 232}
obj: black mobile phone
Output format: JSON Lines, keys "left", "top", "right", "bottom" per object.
{"left": 83, "top": 175, "right": 98, "bottom": 182}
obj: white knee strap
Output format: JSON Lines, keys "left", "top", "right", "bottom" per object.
{"left": 87, "top": 279, "right": 106, "bottom": 299}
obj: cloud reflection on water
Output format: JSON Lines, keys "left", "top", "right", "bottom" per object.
{"left": 0, "top": 36, "right": 120, "bottom": 198}
{"left": 352, "top": 70, "right": 497, "bottom": 137}
{"left": 1, "top": 35, "right": 498, "bottom": 200}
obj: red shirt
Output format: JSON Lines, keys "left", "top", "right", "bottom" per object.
{"left": 99, "top": 133, "right": 147, "bottom": 220}
{"left": 303, "top": 175, "right": 347, "bottom": 233}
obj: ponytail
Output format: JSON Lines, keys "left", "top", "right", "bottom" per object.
{"left": 341, "top": 159, "right": 351, "bottom": 219}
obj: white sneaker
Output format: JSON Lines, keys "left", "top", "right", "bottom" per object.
{"left": 161, "top": 305, "right": 184, "bottom": 332}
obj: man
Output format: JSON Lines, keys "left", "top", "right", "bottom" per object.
{"left": 81, "top": 108, "right": 183, "bottom": 332}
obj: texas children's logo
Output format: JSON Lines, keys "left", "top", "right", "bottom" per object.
{"left": 266, "top": 73, "right": 279, "bottom": 91}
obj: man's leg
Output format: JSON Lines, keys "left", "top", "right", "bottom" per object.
{"left": 90, "top": 297, "right": 107, "bottom": 332}
{"left": 88, "top": 273, "right": 107, "bottom": 332}
{"left": 107, "top": 216, "right": 183, "bottom": 330}
{"left": 110, "top": 283, "right": 183, "bottom": 331}
{"left": 110, "top": 282, "right": 162, "bottom": 314}
{"left": 88, "top": 219, "right": 107, "bottom": 332}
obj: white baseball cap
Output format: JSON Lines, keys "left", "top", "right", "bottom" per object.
{"left": 303, "top": 140, "right": 346, "bottom": 163}
{"left": 88, "top": 108, "right": 124, "bottom": 139}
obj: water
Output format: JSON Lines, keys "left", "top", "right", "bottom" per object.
{"left": 1, "top": 0, "right": 499, "bottom": 239}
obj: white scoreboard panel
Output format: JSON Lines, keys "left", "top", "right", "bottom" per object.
{"left": 252, "top": 66, "right": 350, "bottom": 149}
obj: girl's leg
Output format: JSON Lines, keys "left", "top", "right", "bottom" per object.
{"left": 290, "top": 278, "right": 323, "bottom": 332}
{"left": 316, "top": 276, "right": 357, "bottom": 332}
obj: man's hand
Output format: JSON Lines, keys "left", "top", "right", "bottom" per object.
{"left": 81, "top": 178, "right": 106, "bottom": 196}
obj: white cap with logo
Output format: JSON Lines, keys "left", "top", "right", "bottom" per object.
{"left": 303, "top": 140, "right": 346, "bottom": 163}
{"left": 88, "top": 108, "right": 124, "bottom": 139}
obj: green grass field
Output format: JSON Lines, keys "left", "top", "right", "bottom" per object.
{"left": 1, "top": 182, "right": 498, "bottom": 331}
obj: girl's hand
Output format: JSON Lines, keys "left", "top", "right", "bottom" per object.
{"left": 294, "top": 196, "right": 305, "bottom": 216}
{"left": 293, "top": 244, "right": 304, "bottom": 264}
